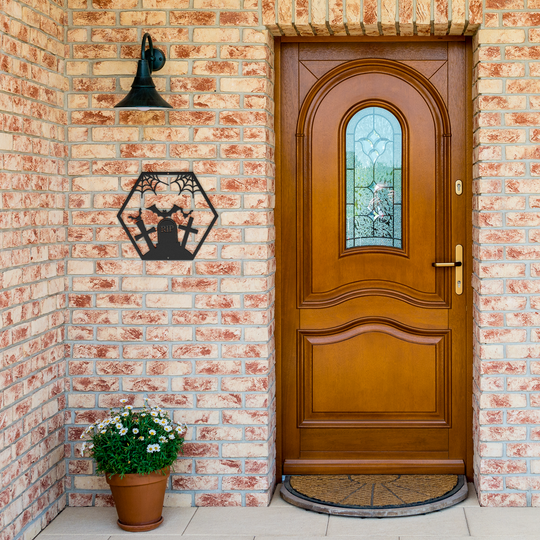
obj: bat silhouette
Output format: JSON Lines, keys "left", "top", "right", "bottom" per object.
{"left": 147, "top": 204, "right": 181, "bottom": 218}
{"left": 147, "top": 204, "right": 193, "bottom": 219}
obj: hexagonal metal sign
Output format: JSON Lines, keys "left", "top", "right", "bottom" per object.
{"left": 117, "top": 172, "right": 217, "bottom": 261}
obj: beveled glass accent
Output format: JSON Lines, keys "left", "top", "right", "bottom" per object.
{"left": 345, "top": 107, "right": 402, "bottom": 249}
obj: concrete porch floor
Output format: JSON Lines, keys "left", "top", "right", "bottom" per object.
{"left": 37, "top": 483, "right": 540, "bottom": 539}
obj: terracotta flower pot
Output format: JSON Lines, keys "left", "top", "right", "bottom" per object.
{"left": 105, "top": 468, "right": 170, "bottom": 532}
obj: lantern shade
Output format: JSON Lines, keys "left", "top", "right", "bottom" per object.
{"left": 115, "top": 34, "right": 172, "bottom": 110}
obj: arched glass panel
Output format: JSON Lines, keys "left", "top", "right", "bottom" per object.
{"left": 345, "top": 106, "right": 402, "bottom": 249}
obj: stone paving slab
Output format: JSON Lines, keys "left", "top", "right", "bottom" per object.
{"left": 109, "top": 537, "right": 253, "bottom": 540}
{"left": 184, "top": 507, "right": 329, "bottom": 536}
{"left": 37, "top": 507, "right": 196, "bottom": 536}
{"left": 37, "top": 536, "right": 110, "bottom": 540}
{"left": 465, "top": 507, "right": 540, "bottom": 537}
{"left": 255, "top": 537, "right": 399, "bottom": 540}
{"left": 401, "top": 537, "right": 540, "bottom": 540}
{"left": 327, "top": 507, "right": 469, "bottom": 536}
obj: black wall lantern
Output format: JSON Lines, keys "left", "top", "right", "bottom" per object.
{"left": 115, "top": 33, "right": 172, "bottom": 110}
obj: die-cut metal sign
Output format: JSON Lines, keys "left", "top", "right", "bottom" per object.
{"left": 117, "top": 172, "right": 217, "bottom": 261}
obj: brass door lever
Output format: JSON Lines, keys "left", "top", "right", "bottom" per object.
{"left": 432, "top": 261, "right": 462, "bottom": 267}
{"left": 431, "top": 245, "right": 463, "bottom": 295}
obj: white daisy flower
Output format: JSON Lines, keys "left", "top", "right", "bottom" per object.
{"left": 151, "top": 411, "right": 158, "bottom": 417}
{"left": 116, "top": 423, "right": 123, "bottom": 430}
{"left": 164, "top": 426, "right": 172, "bottom": 432}
{"left": 139, "top": 436, "right": 145, "bottom": 441}
{"left": 81, "top": 442, "right": 87, "bottom": 452}
{"left": 120, "top": 428, "right": 128, "bottom": 436}
{"left": 113, "top": 416, "right": 120, "bottom": 422}
{"left": 121, "top": 412, "right": 129, "bottom": 417}
{"left": 125, "top": 405, "right": 133, "bottom": 410}
{"left": 100, "top": 430, "right": 106, "bottom": 434}
{"left": 146, "top": 444, "right": 154, "bottom": 453}
{"left": 132, "top": 428, "right": 139, "bottom": 434}
{"left": 149, "top": 429, "right": 156, "bottom": 436}
{"left": 169, "top": 434, "right": 175, "bottom": 440}
{"left": 141, "top": 413, "right": 147, "bottom": 417}
{"left": 159, "top": 436, "right": 167, "bottom": 443}
{"left": 120, "top": 399, "right": 127, "bottom": 403}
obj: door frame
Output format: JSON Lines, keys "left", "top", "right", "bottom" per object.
{"left": 275, "top": 36, "right": 474, "bottom": 480}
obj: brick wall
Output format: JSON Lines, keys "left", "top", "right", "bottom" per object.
{"left": 0, "top": 0, "right": 68, "bottom": 539}
{"left": 64, "top": 1, "right": 276, "bottom": 508}
{"left": 4, "top": 0, "right": 540, "bottom": 520}
{"left": 473, "top": 10, "right": 540, "bottom": 507}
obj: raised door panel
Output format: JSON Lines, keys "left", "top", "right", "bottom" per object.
{"left": 299, "top": 322, "right": 450, "bottom": 427}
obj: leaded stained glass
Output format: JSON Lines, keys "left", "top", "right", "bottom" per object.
{"left": 345, "top": 107, "right": 402, "bottom": 249}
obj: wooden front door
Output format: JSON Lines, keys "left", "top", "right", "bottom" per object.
{"left": 279, "top": 40, "right": 471, "bottom": 476}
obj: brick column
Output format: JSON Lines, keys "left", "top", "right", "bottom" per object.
{"left": 474, "top": 10, "right": 540, "bottom": 506}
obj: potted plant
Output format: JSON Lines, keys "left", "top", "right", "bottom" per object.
{"left": 80, "top": 398, "right": 187, "bottom": 532}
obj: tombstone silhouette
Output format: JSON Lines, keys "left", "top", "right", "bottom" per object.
{"left": 143, "top": 217, "right": 196, "bottom": 261}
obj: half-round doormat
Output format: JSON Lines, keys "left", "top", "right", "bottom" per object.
{"left": 281, "top": 474, "right": 468, "bottom": 517}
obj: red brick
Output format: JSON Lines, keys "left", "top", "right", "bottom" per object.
{"left": 223, "top": 410, "right": 268, "bottom": 424}
{"left": 173, "top": 344, "right": 219, "bottom": 358}
{"left": 171, "top": 11, "right": 216, "bottom": 25}
{"left": 172, "top": 476, "right": 219, "bottom": 491}
{"left": 172, "top": 311, "right": 218, "bottom": 325}
{"left": 72, "top": 378, "right": 119, "bottom": 392}
{"left": 195, "top": 459, "right": 242, "bottom": 474}
{"left": 503, "top": 12, "right": 540, "bottom": 25}
{"left": 197, "top": 427, "right": 242, "bottom": 440}
{"left": 195, "top": 493, "right": 242, "bottom": 506}
{"left": 173, "top": 377, "right": 218, "bottom": 392}
{"left": 172, "top": 278, "right": 218, "bottom": 292}
{"left": 95, "top": 361, "right": 143, "bottom": 375}
{"left": 480, "top": 459, "right": 527, "bottom": 474}
{"left": 196, "top": 361, "right": 242, "bottom": 374}
{"left": 123, "top": 378, "right": 168, "bottom": 392}
{"left": 122, "top": 311, "right": 168, "bottom": 325}
{"left": 508, "top": 411, "right": 540, "bottom": 424}
{"left": 73, "top": 345, "right": 119, "bottom": 359}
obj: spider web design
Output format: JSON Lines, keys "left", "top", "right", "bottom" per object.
{"left": 133, "top": 173, "right": 169, "bottom": 196}
{"left": 170, "top": 173, "right": 201, "bottom": 196}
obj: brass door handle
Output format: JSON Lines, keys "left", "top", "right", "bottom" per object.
{"left": 432, "top": 245, "right": 463, "bottom": 295}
